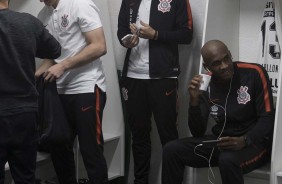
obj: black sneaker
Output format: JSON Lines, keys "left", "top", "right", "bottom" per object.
{"left": 78, "top": 178, "right": 89, "bottom": 184}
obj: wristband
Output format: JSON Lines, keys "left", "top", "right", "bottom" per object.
{"left": 153, "top": 30, "right": 158, "bottom": 40}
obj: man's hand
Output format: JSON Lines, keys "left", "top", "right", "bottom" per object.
{"left": 44, "top": 62, "right": 66, "bottom": 82}
{"left": 35, "top": 59, "right": 55, "bottom": 79}
{"left": 188, "top": 75, "right": 203, "bottom": 106}
{"left": 217, "top": 136, "right": 246, "bottom": 150}
{"left": 137, "top": 21, "right": 156, "bottom": 40}
{"left": 122, "top": 33, "right": 139, "bottom": 48}
{"left": 130, "top": 23, "right": 140, "bottom": 36}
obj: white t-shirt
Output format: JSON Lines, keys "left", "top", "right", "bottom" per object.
{"left": 127, "top": 0, "right": 151, "bottom": 79}
{"left": 38, "top": 0, "right": 106, "bottom": 94}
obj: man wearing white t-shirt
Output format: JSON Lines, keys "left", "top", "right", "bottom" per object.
{"left": 117, "top": 0, "right": 193, "bottom": 183}
{"left": 36, "top": 0, "right": 108, "bottom": 183}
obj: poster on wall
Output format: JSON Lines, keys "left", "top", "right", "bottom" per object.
{"left": 257, "top": 0, "right": 281, "bottom": 96}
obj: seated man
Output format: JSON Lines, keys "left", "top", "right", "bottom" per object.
{"left": 162, "top": 40, "right": 275, "bottom": 184}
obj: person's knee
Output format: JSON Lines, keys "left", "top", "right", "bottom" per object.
{"left": 163, "top": 140, "right": 181, "bottom": 160}
{"left": 218, "top": 152, "right": 239, "bottom": 168}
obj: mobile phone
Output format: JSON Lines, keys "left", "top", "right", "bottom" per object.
{"left": 121, "top": 34, "right": 133, "bottom": 43}
{"left": 201, "top": 139, "right": 220, "bottom": 148}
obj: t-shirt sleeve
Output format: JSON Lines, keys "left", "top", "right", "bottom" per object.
{"left": 75, "top": 0, "right": 102, "bottom": 32}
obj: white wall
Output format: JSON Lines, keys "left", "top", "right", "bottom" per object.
{"left": 239, "top": 0, "right": 266, "bottom": 62}
{"left": 107, "top": 0, "right": 126, "bottom": 71}
{"left": 9, "top": 0, "right": 43, "bottom": 15}
{"left": 202, "top": 0, "right": 240, "bottom": 64}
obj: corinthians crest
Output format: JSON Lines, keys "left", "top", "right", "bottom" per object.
{"left": 237, "top": 86, "right": 251, "bottom": 104}
{"left": 158, "top": 0, "right": 172, "bottom": 13}
{"left": 61, "top": 14, "right": 69, "bottom": 28}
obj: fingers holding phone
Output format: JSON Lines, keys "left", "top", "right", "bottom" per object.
{"left": 122, "top": 34, "right": 139, "bottom": 48}
{"left": 217, "top": 136, "right": 246, "bottom": 150}
{"left": 130, "top": 23, "right": 140, "bottom": 36}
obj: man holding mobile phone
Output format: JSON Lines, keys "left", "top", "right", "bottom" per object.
{"left": 162, "top": 40, "right": 275, "bottom": 184}
{"left": 117, "top": 0, "right": 193, "bottom": 183}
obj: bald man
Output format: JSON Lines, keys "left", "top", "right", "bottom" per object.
{"left": 161, "top": 40, "right": 275, "bottom": 184}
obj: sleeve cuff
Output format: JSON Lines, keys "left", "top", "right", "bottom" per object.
{"left": 243, "top": 135, "right": 253, "bottom": 146}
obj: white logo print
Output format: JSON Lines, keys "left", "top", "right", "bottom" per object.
{"left": 237, "top": 86, "right": 251, "bottom": 104}
{"left": 210, "top": 105, "right": 218, "bottom": 116}
{"left": 122, "top": 87, "right": 128, "bottom": 101}
{"left": 158, "top": 0, "right": 172, "bottom": 13}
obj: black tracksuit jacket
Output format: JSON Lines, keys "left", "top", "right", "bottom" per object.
{"left": 117, "top": 0, "right": 193, "bottom": 78}
{"left": 189, "top": 62, "right": 275, "bottom": 146}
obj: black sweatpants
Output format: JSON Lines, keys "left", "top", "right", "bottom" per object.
{"left": 50, "top": 86, "right": 108, "bottom": 184}
{"left": 121, "top": 77, "right": 179, "bottom": 184}
{"left": 162, "top": 135, "right": 271, "bottom": 184}
{"left": 0, "top": 112, "right": 38, "bottom": 184}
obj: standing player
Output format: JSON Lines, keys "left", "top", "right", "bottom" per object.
{"left": 36, "top": 0, "right": 109, "bottom": 183}
{"left": 117, "top": 0, "right": 193, "bottom": 183}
